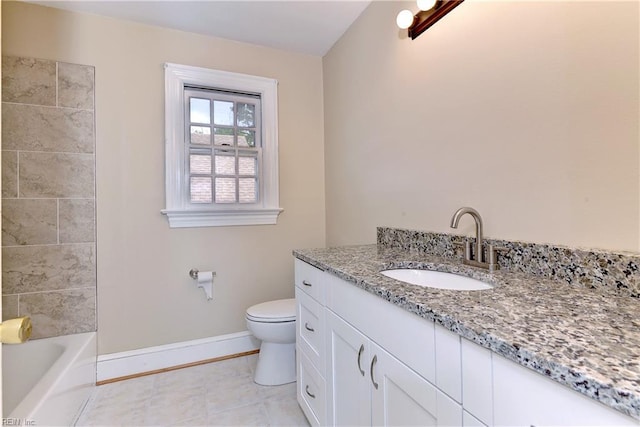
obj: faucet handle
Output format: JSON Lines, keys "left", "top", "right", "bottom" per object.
{"left": 454, "top": 241, "right": 472, "bottom": 261}
{"left": 487, "top": 244, "right": 508, "bottom": 267}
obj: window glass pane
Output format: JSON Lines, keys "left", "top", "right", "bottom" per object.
{"left": 239, "top": 178, "right": 257, "bottom": 203}
{"left": 214, "top": 100, "right": 234, "bottom": 126}
{"left": 214, "top": 127, "right": 234, "bottom": 146}
{"left": 237, "top": 103, "right": 255, "bottom": 128}
{"left": 215, "top": 178, "right": 236, "bottom": 203}
{"left": 238, "top": 156, "right": 256, "bottom": 175}
{"left": 190, "top": 98, "right": 210, "bottom": 124}
{"left": 190, "top": 126, "right": 211, "bottom": 145}
{"left": 215, "top": 154, "right": 235, "bottom": 175}
{"left": 190, "top": 154, "right": 211, "bottom": 174}
{"left": 237, "top": 129, "right": 256, "bottom": 147}
{"left": 182, "top": 87, "right": 265, "bottom": 209}
{"left": 190, "top": 177, "right": 212, "bottom": 203}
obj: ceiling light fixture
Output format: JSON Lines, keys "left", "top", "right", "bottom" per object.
{"left": 396, "top": 0, "right": 465, "bottom": 39}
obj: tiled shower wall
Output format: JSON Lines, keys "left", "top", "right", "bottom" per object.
{"left": 1, "top": 56, "right": 96, "bottom": 339}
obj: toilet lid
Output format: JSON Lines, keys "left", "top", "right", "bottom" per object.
{"left": 246, "top": 298, "right": 296, "bottom": 322}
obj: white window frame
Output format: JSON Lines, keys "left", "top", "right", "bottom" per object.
{"left": 162, "top": 63, "right": 283, "bottom": 227}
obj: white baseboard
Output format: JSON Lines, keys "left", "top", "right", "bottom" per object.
{"left": 96, "top": 331, "right": 260, "bottom": 382}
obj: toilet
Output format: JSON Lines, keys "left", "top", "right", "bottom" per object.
{"left": 246, "top": 298, "right": 296, "bottom": 386}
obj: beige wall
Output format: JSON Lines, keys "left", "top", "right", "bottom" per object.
{"left": 2, "top": 2, "right": 325, "bottom": 354}
{"left": 324, "top": 1, "right": 640, "bottom": 252}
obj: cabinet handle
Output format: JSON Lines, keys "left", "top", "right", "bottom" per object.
{"left": 302, "top": 280, "right": 312, "bottom": 287}
{"left": 370, "top": 355, "right": 379, "bottom": 389}
{"left": 304, "top": 322, "right": 315, "bottom": 332}
{"left": 357, "top": 344, "right": 365, "bottom": 376}
{"left": 305, "top": 385, "right": 316, "bottom": 399}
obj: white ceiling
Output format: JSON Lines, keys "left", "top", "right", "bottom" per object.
{"left": 29, "top": 0, "right": 372, "bottom": 56}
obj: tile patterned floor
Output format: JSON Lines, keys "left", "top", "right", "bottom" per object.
{"left": 75, "top": 354, "right": 310, "bottom": 426}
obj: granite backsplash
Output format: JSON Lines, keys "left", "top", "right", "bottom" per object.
{"left": 377, "top": 227, "right": 640, "bottom": 298}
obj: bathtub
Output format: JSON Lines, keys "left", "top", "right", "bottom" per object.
{"left": 3, "top": 332, "right": 96, "bottom": 426}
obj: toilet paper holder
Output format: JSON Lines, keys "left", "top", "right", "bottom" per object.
{"left": 189, "top": 268, "right": 216, "bottom": 300}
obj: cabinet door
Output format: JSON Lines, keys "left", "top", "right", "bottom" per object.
{"left": 461, "top": 338, "right": 493, "bottom": 426}
{"left": 434, "top": 324, "right": 462, "bottom": 403}
{"left": 371, "top": 342, "right": 459, "bottom": 426}
{"left": 326, "top": 310, "right": 371, "bottom": 426}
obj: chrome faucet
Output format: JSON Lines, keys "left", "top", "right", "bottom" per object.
{"left": 450, "top": 207, "right": 504, "bottom": 271}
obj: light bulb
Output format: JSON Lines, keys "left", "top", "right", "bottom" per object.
{"left": 417, "top": 0, "right": 437, "bottom": 11}
{"left": 396, "top": 9, "right": 415, "bottom": 30}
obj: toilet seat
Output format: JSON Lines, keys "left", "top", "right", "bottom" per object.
{"left": 246, "top": 298, "right": 296, "bottom": 323}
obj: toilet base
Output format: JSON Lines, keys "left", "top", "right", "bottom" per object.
{"left": 254, "top": 342, "right": 296, "bottom": 386}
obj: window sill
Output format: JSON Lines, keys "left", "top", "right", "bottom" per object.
{"left": 161, "top": 208, "right": 283, "bottom": 228}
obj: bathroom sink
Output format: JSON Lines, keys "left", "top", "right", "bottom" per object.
{"left": 380, "top": 269, "right": 492, "bottom": 291}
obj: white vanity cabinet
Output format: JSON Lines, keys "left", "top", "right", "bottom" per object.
{"left": 325, "top": 270, "right": 464, "bottom": 426}
{"left": 296, "top": 259, "right": 463, "bottom": 426}
{"left": 294, "top": 259, "right": 639, "bottom": 427}
{"left": 326, "top": 306, "right": 461, "bottom": 427}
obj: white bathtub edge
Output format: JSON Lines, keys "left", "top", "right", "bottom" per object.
{"left": 96, "top": 330, "right": 260, "bottom": 382}
{"left": 9, "top": 332, "right": 97, "bottom": 426}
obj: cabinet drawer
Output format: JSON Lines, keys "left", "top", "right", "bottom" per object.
{"left": 297, "top": 349, "right": 326, "bottom": 427}
{"left": 295, "top": 259, "right": 325, "bottom": 304}
{"left": 296, "top": 287, "right": 325, "bottom": 369}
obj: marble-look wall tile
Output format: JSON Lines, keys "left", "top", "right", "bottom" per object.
{"left": 2, "top": 56, "right": 55, "bottom": 106}
{"left": 2, "top": 243, "right": 95, "bottom": 294}
{"left": 20, "top": 288, "right": 96, "bottom": 339}
{"left": 19, "top": 152, "right": 94, "bottom": 198}
{"left": 1, "top": 56, "right": 97, "bottom": 339}
{"left": 59, "top": 199, "right": 95, "bottom": 243}
{"left": 2, "top": 199, "right": 57, "bottom": 246}
{"left": 3, "top": 103, "right": 94, "bottom": 153}
{"left": 2, "top": 150, "right": 17, "bottom": 198}
{"left": 2, "top": 295, "right": 19, "bottom": 321}
{"left": 58, "top": 62, "right": 94, "bottom": 110}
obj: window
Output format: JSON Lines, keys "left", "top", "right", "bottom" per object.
{"left": 186, "top": 89, "right": 260, "bottom": 205}
{"left": 162, "top": 63, "right": 282, "bottom": 227}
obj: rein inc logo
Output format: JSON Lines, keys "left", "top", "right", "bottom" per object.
{"left": 2, "top": 419, "right": 35, "bottom": 426}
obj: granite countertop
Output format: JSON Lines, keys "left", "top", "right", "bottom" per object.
{"left": 293, "top": 244, "right": 640, "bottom": 420}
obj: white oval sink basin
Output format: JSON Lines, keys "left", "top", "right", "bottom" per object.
{"left": 380, "top": 269, "right": 492, "bottom": 291}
